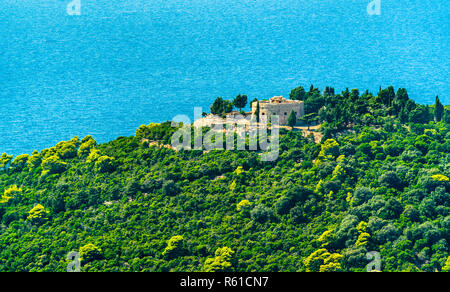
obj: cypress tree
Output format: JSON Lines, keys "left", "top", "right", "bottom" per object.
{"left": 435, "top": 95, "right": 444, "bottom": 122}
{"left": 287, "top": 110, "right": 297, "bottom": 128}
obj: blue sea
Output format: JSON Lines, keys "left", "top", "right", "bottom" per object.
{"left": 0, "top": 0, "right": 448, "bottom": 155}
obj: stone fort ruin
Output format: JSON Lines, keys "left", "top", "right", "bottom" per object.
{"left": 251, "top": 96, "right": 304, "bottom": 125}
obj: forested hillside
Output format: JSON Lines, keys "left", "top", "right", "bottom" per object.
{"left": 0, "top": 86, "right": 449, "bottom": 272}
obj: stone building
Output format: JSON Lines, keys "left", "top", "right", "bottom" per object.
{"left": 251, "top": 96, "right": 304, "bottom": 125}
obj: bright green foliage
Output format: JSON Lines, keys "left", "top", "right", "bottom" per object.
{"left": 162, "top": 236, "right": 187, "bottom": 259}
{"left": 86, "top": 149, "right": 101, "bottom": 163}
{"left": 56, "top": 141, "right": 78, "bottom": 160}
{"left": 235, "top": 166, "right": 244, "bottom": 175}
{"left": 0, "top": 85, "right": 448, "bottom": 272}
{"left": 356, "top": 221, "right": 368, "bottom": 233}
{"left": 355, "top": 221, "right": 370, "bottom": 247}
{"left": 94, "top": 156, "right": 115, "bottom": 173}
{"left": 27, "top": 151, "right": 42, "bottom": 169}
{"left": 1, "top": 185, "right": 22, "bottom": 204}
{"left": 135, "top": 122, "right": 179, "bottom": 144}
{"left": 54, "top": 138, "right": 80, "bottom": 160}
{"left": 304, "top": 249, "right": 343, "bottom": 272}
{"left": 87, "top": 150, "right": 115, "bottom": 173}
{"left": 79, "top": 244, "right": 102, "bottom": 263}
{"left": 41, "top": 155, "right": 67, "bottom": 175}
{"left": 318, "top": 139, "right": 339, "bottom": 160}
{"left": 355, "top": 232, "right": 370, "bottom": 247}
{"left": 236, "top": 200, "right": 252, "bottom": 212}
{"left": 432, "top": 174, "right": 449, "bottom": 182}
{"left": 27, "top": 204, "right": 49, "bottom": 223}
{"left": 203, "top": 247, "right": 235, "bottom": 272}
{"left": 320, "top": 253, "right": 344, "bottom": 272}
{"left": 318, "top": 230, "right": 334, "bottom": 247}
{"left": 331, "top": 164, "right": 344, "bottom": 180}
{"left": 0, "top": 153, "right": 13, "bottom": 170}
{"left": 11, "top": 154, "right": 29, "bottom": 170}
{"left": 78, "top": 136, "right": 97, "bottom": 157}
{"left": 443, "top": 257, "right": 450, "bottom": 272}
{"left": 229, "top": 180, "right": 237, "bottom": 191}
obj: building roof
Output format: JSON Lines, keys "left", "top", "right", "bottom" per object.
{"left": 258, "top": 96, "right": 303, "bottom": 104}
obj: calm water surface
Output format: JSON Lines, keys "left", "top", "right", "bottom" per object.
{"left": 0, "top": 0, "right": 448, "bottom": 154}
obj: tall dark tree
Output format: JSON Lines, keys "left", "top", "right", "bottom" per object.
{"left": 342, "top": 88, "right": 350, "bottom": 99}
{"left": 350, "top": 89, "right": 360, "bottom": 100}
{"left": 434, "top": 95, "right": 444, "bottom": 122}
{"left": 308, "top": 85, "right": 320, "bottom": 96}
{"left": 254, "top": 100, "right": 260, "bottom": 123}
{"left": 211, "top": 97, "right": 232, "bottom": 115}
{"left": 225, "top": 101, "right": 233, "bottom": 113}
{"left": 323, "top": 86, "right": 336, "bottom": 98}
{"left": 387, "top": 86, "right": 395, "bottom": 106}
{"left": 211, "top": 97, "right": 225, "bottom": 115}
{"left": 378, "top": 86, "right": 395, "bottom": 107}
{"left": 289, "top": 86, "right": 306, "bottom": 101}
{"left": 396, "top": 88, "right": 409, "bottom": 103}
{"left": 287, "top": 110, "right": 297, "bottom": 128}
{"left": 233, "top": 94, "right": 248, "bottom": 111}
{"left": 393, "top": 88, "right": 409, "bottom": 115}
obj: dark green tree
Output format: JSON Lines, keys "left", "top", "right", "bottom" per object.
{"left": 290, "top": 86, "right": 306, "bottom": 100}
{"left": 252, "top": 99, "right": 260, "bottom": 122}
{"left": 0, "top": 153, "right": 13, "bottom": 171}
{"left": 233, "top": 94, "right": 247, "bottom": 111}
{"left": 396, "top": 88, "right": 409, "bottom": 103}
{"left": 434, "top": 95, "right": 444, "bottom": 122}
{"left": 210, "top": 97, "right": 233, "bottom": 115}
{"left": 378, "top": 87, "right": 395, "bottom": 107}
{"left": 287, "top": 110, "right": 297, "bottom": 128}
{"left": 223, "top": 100, "right": 233, "bottom": 114}
{"left": 211, "top": 97, "right": 225, "bottom": 115}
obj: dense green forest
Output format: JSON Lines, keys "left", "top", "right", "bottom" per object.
{"left": 0, "top": 86, "right": 449, "bottom": 272}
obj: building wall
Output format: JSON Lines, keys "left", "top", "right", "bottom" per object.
{"left": 251, "top": 100, "right": 304, "bottom": 125}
